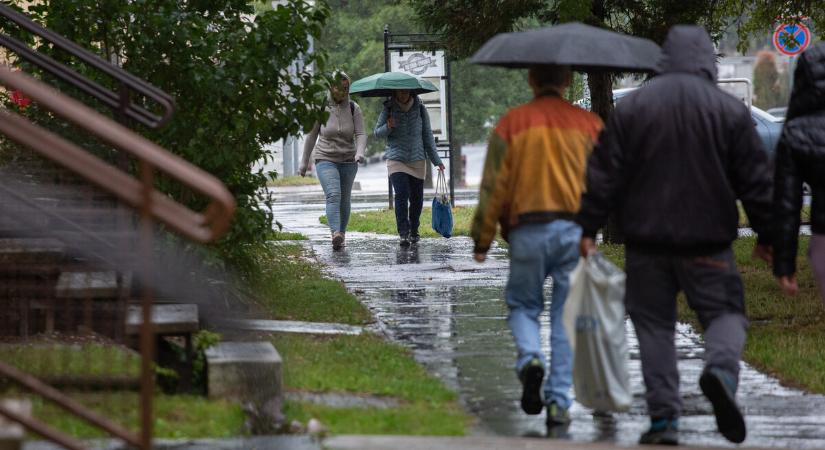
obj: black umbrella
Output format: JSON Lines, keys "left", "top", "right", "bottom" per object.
{"left": 471, "top": 22, "right": 661, "bottom": 73}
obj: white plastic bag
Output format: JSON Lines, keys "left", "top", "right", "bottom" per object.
{"left": 562, "top": 252, "right": 631, "bottom": 412}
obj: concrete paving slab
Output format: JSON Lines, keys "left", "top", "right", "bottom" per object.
{"left": 324, "top": 435, "right": 810, "bottom": 450}
{"left": 285, "top": 391, "right": 401, "bottom": 409}
{"left": 225, "top": 319, "right": 364, "bottom": 335}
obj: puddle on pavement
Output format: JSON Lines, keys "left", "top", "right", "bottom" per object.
{"left": 274, "top": 199, "right": 825, "bottom": 448}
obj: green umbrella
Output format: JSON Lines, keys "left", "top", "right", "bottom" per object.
{"left": 349, "top": 72, "right": 438, "bottom": 97}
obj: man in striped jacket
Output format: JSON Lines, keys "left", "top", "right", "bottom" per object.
{"left": 471, "top": 64, "right": 602, "bottom": 427}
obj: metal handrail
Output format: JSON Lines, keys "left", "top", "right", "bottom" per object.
{"left": 0, "top": 66, "right": 235, "bottom": 243}
{"left": 0, "top": 361, "right": 140, "bottom": 448}
{"left": 0, "top": 3, "right": 175, "bottom": 129}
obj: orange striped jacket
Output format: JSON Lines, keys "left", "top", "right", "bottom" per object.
{"left": 471, "top": 94, "right": 603, "bottom": 253}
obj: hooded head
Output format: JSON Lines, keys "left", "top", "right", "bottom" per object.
{"left": 658, "top": 25, "right": 717, "bottom": 82}
{"left": 786, "top": 42, "right": 825, "bottom": 121}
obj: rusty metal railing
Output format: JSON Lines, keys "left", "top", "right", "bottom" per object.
{"left": 0, "top": 69, "right": 235, "bottom": 449}
{"left": 0, "top": 67, "right": 235, "bottom": 243}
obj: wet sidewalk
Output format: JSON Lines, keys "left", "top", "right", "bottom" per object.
{"left": 274, "top": 197, "right": 825, "bottom": 449}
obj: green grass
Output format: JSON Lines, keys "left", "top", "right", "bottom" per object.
{"left": 29, "top": 393, "right": 245, "bottom": 439}
{"left": 738, "top": 204, "right": 811, "bottom": 227}
{"left": 252, "top": 243, "right": 371, "bottom": 325}
{"left": 273, "top": 334, "right": 456, "bottom": 402}
{"left": 0, "top": 342, "right": 140, "bottom": 378}
{"left": 269, "top": 230, "right": 307, "bottom": 241}
{"left": 1, "top": 341, "right": 244, "bottom": 439}
{"left": 267, "top": 175, "right": 320, "bottom": 187}
{"left": 273, "top": 333, "right": 470, "bottom": 435}
{"left": 321, "top": 206, "right": 477, "bottom": 238}
{"left": 603, "top": 236, "right": 825, "bottom": 394}
{"left": 284, "top": 401, "right": 468, "bottom": 436}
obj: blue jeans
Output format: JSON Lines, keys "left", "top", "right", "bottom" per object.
{"left": 315, "top": 160, "right": 358, "bottom": 233}
{"left": 506, "top": 220, "right": 581, "bottom": 410}
{"left": 389, "top": 172, "right": 424, "bottom": 236}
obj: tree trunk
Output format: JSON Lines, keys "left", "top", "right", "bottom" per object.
{"left": 587, "top": 72, "right": 624, "bottom": 244}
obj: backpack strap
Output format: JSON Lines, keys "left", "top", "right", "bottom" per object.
{"left": 350, "top": 100, "right": 355, "bottom": 117}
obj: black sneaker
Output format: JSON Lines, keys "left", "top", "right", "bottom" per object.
{"left": 410, "top": 233, "right": 420, "bottom": 243}
{"left": 545, "top": 401, "right": 570, "bottom": 426}
{"left": 399, "top": 234, "right": 410, "bottom": 247}
{"left": 519, "top": 358, "right": 544, "bottom": 415}
{"left": 639, "top": 417, "right": 679, "bottom": 445}
{"left": 700, "top": 367, "right": 746, "bottom": 443}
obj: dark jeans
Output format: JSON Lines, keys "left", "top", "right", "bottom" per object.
{"left": 625, "top": 247, "right": 747, "bottom": 420}
{"left": 389, "top": 172, "right": 424, "bottom": 236}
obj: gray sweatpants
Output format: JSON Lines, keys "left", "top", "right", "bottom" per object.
{"left": 625, "top": 247, "right": 747, "bottom": 419}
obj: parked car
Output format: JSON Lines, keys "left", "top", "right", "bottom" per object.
{"left": 578, "top": 87, "right": 784, "bottom": 156}
{"left": 767, "top": 106, "right": 788, "bottom": 119}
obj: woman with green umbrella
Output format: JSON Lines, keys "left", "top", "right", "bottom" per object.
{"left": 353, "top": 72, "right": 444, "bottom": 246}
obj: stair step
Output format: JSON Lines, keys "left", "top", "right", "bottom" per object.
{"left": 125, "top": 303, "right": 198, "bottom": 335}
{"left": 55, "top": 271, "right": 119, "bottom": 299}
{"left": 0, "top": 238, "right": 65, "bottom": 264}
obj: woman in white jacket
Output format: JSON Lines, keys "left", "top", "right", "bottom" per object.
{"left": 300, "top": 72, "right": 366, "bottom": 250}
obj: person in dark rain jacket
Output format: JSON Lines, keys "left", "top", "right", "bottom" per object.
{"left": 773, "top": 42, "right": 825, "bottom": 304}
{"left": 576, "top": 25, "right": 773, "bottom": 446}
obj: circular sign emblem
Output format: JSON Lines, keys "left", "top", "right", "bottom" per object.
{"left": 400, "top": 52, "right": 435, "bottom": 75}
{"left": 773, "top": 22, "right": 811, "bottom": 56}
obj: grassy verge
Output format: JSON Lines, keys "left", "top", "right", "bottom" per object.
{"left": 274, "top": 333, "right": 469, "bottom": 435}
{"left": 321, "top": 206, "right": 476, "bottom": 238}
{"left": 255, "top": 239, "right": 471, "bottom": 434}
{"left": 29, "top": 393, "right": 244, "bottom": 439}
{"left": 269, "top": 230, "right": 308, "bottom": 241}
{"left": 252, "top": 242, "right": 371, "bottom": 325}
{"left": 267, "top": 175, "right": 319, "bottom": 187}
{"left": 1, "top": 340, "right": 245, "bottom": 439}
{"left": 0, "top": 342, "right": 139, "bottom": 378}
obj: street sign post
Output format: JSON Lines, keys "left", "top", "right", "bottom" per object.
{"left": 773, "top": 22, "right": 811, "bottom": 56}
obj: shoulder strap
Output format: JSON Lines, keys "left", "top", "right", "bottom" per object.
{"left": 350, "top": 100, "right": 355, "bottom": 116}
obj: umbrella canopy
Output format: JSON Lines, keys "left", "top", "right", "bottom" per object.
{"left": 471, "top": 22, "right": 661, "bottom": 73}
{"left": 349, "top": 72, "right": 439, "bottom": 97}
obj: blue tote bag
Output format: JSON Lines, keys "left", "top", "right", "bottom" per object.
{"left": 431, "top": 170, "right": 453, "bottom": 238}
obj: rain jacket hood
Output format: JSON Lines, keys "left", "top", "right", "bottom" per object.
{"left": 658, "top": 25, "right": 717, "bottom": 82}
{"left": 576, "top": 25, "right": 774, "bottom": 255}
{"left": 786, "top": 43, "right": 825, "bottom": 120}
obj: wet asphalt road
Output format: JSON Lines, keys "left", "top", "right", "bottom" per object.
{"left": 274, "top": 197, "right": 825, "bottom": 448}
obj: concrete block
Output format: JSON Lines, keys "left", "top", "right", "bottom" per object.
{"left": 205, "top": 341, "right": 282, "bottom": 405}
